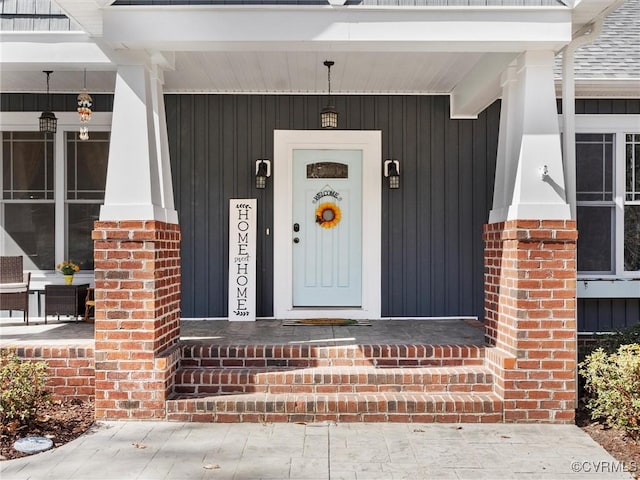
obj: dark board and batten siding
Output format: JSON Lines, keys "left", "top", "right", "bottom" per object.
{"left": 3, "top": 93, "right": 637, "bottom": 329}
{"left": 165, "top": 94, "right": 498, "bottom": 319}
{"left": 578, "top": 299, "right": 640, "bottom": 333}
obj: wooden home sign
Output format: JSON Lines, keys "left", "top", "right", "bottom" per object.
{"left": 228, "top": 199, "right": 257, "bottom": 321}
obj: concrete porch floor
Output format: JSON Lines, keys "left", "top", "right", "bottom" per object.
{"left": 0, "top": 318, "right": 485, "bottom": 347}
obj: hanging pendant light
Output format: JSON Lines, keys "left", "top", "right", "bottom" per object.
{"left": 320, "top": 60, "right": 338, "bottom": 129}
{"left": 77, "top": 69, "right": 93, "bottom": 141}
{"left": 39, "top": 71, "right": 57, "bottom": 134}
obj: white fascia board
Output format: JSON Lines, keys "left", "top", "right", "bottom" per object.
{"left": 450, "top": 52, "right": 517, "bottom": 118}
{"left": 0, "top": 33, "right": 114, "bottom": 68}
{"left": 103, "top": 7, "right": 572, "bottom": 53}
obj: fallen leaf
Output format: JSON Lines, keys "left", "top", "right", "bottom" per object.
{"left": 132, "top": 442, "right": 147, "bottom": 449}
{"left": 500, "top": 435, "right": 511, "bottom": 439}
{"left": 203, "top": 464, "right": 220, "bottom": 470}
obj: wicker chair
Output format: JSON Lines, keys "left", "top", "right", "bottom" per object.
{"left": 0, "top": 256, "right": 31, "bottom": 325}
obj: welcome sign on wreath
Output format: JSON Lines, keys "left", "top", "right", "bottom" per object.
{"left": 228, "top": 199, "right": 256, "bottom": 321}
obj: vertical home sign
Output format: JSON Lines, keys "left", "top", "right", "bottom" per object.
{"left": 228, "top": 199, "right": 257, "bottom": 321}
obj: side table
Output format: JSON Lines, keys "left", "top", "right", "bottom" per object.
{"left": 44, "top": 284, "right": 89, "bottom": 324}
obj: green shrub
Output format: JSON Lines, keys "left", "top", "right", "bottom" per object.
{"left": 579, "top": 344, "right": 640, "bottom": 439}
{"left": 0, "top": 350, "right": 50, "bottom": 426}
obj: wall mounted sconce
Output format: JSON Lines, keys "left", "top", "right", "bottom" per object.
{"left": 320, "top": 60, "right": 338, "bottom": 129}
{"left": 255, "top": 159, "right": 271, "bottom": 189}
{"left": 384, "top": 159, "right": 400, "bottom": 189}
{"left": 39, "top": 71, "right": 57, "bottom": 134}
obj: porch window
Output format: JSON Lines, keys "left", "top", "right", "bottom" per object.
{"left": 66, "top": 132, "right": 109, "bottom": 270}
{"left": 1, "top": 132, "right": 55, "bottom": 269}
{"left": 576, "top": 134, "right": 614, "bottom": 273}
{"left": 625, "top": 134, "right": 640, "bottom": 271}
{"left": 0, "top": 129, "right": 109, "bottom": 273}
{"left": 576, "top": 131, "right": 640, "bottom": 277}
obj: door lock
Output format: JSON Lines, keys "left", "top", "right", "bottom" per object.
{"left": 293, "top": 237, "right": 300, "bottom": 244}
{"left": 293, "top": 223, "right": 300, "bottom": 232}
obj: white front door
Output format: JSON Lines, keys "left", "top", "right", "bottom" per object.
{"left": 292, "top": 149, "right": 362, "bottom": 306}
{"left": 273, "top": 130, "right": 381, "bottom": 320}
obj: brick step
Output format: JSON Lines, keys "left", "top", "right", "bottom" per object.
{"left": 180, "top": 344, "right": 485, "bottom": 368}
{"left": 166, "top": 392, "right": 503, "bottom": 423}
{"left": 173, "top": 365, "right": 495, "bottom": 396}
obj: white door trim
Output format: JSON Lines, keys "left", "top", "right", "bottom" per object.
{"left": 273, "top": 130, "right": 381, "bottom": 320}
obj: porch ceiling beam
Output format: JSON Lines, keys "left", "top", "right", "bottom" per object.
{"left": 0, "top": 33, "right": 171, "bottom": 73}
{"left": 102, "top": 8, "right": 572, "bottom": 53}
{"left": 449, "top": 52, "right": 517, "bottom": 119}
{"left": 0, "top": 34, "right": 114, "bottom": 69}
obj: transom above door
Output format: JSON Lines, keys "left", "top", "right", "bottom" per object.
{"left": 273, "top": 130, "right": 381, "bottom": 320}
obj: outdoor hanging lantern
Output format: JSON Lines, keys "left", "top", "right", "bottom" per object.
{"left": 77, "top": 69, "right": 93, "bottom": 141}
{"left": 39, "top": 71, "right": 57, "bottom": 134}
{"left": 320, "top": 60, "right": 338, "bottom": 129}
{"left": 384, "top": 159, "right": 400, "bottom": 189}
{"left": 255, "top": 159, "right": 271, "bottom": 189}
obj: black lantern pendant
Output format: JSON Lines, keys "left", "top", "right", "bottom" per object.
{"left": 321, "top": 60, "right": 338, "bottom": 129}
{"left": 39, "top": 71, "right": 57, "bottom": 134}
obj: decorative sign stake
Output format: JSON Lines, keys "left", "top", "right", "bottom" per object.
{"left": 228, "top": 199, "right": 257, "bottom": 321}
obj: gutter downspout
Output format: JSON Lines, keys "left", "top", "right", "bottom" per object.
{"left": 561, "top": 19, "right": 604, "bottom": 221}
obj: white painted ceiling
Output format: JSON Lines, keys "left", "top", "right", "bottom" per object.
{"left": 0, "top": 50, "right": 486, "bottom": 95}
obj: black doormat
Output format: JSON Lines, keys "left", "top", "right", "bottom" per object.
{"left": 282, "top": 318, "right": 371, "bottom": 326}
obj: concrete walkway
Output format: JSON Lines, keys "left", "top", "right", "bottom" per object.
{"left": 0, "top": 421, "right": 633, "bottom": 480}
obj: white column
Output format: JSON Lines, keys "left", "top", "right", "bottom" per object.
{"left": 489, "top": 51, "right": 571, "bottom": 223}
{"left": 151, "top": 67, "right": 178, "bottom": 223}
{"left": 489, "top": 65, "right": 516, "bottom": 224}
{"left": 100, "top": 63, "right": 178, "bottom": 223}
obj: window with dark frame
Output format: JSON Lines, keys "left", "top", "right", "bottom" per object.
{"left": 1, "top": 132, "right": 55, "bottom": 270}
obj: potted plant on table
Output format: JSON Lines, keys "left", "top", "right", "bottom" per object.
{"left": 56, "top": 261, "right": 80, "bottom": 285}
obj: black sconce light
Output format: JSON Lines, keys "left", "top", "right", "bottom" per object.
{"left": 39, "top": 71, "right": 57, "bottom": 134}
{"left": 320, "top": 60, "right": 338, "bottom": 129}
{"left": 255, "top": 159, "right": 271, "bottom": 189}
{"left": 384, "top": 159, "right": 400, "bottom": 189}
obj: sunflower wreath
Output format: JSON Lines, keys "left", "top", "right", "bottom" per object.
{"left": 315, "top": 202, "right": 341, "bottom": 229}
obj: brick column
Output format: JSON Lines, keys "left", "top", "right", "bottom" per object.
{"left": 484, "top": 220, "right": 577, "bottom": 423}
{"left": 93, "top": 220, "right": 181, "bottom": 420}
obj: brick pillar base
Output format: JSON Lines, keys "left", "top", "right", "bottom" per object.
{"left": 93, "top": 220, "right": 181, "bottom": 420}
{"left": 484, "top": 220, "right": 577, "bottom": 423}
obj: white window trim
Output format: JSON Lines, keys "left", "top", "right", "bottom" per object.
{"left": 564, "top": 114, "right": 640, "bottom": 297}
{"left": 0, "top": 111, "right": 112, "bottom": 289}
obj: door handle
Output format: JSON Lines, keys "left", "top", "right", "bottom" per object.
{"left": 293, "top": 237, "right": 300, "bottom": 244}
